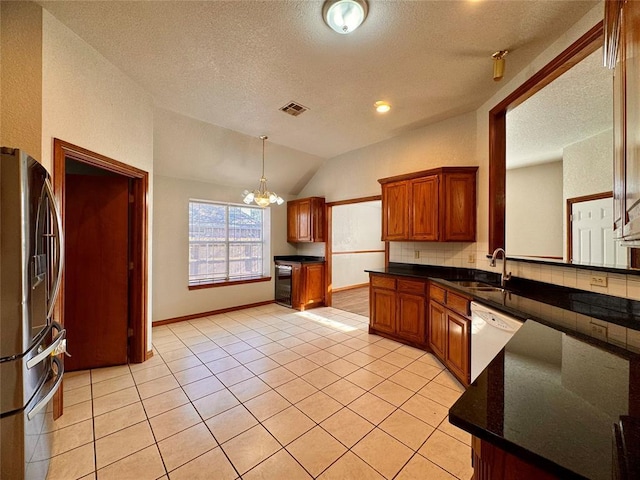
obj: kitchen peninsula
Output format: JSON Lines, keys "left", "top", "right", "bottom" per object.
{"left": 367, "top": 262, "right": 640, "bottom": 479}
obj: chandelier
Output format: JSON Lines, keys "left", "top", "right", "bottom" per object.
{"left": 242, "top": 135, "right": 284, "bottom": 207}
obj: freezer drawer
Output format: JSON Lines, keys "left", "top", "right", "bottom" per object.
{"left": 1, "top": 356, "right": 63, "bottom": 480}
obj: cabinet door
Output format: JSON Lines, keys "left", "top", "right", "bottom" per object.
{"left": 442, "top": 172, "right": 476, "bottom": 241}
{"left": 428, "top": 300, "right": 446, "bottom": 361}
{"left": 446, "top": 310, "right": 470, "bottom": 385}
{"left": 297, "top": 199, "right": 312, "bottom": 241}
{"left": 623, "top": 0, "right": 640, "bottom": 240}
{"left": 287, "top": 202, "right": 298, "bottom": 242}
{"left": 382, "top": 181, "right": 409, "bottom": 240}
{"left": 311, "top": 198, "right": 325, "bottom": 242}
{"left": 613, "top": 26, "right": 626, "bottom": 238}
{"left": 397, "top": 293, "right": 425, "bottom": 344}
{"left": 370, "top": 287, "right": 396, "bottom": 334}
{"left": 410, "top": 176, "right": 439, "bottom": 241}
{"left": 303, "top": 263, "right": 325, "bottom": 307}
{"left": 291, "top": 264, "right": 303, "bottom": 309}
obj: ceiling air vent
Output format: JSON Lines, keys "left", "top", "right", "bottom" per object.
{"left": 279, "top": 101, "right": 308, "bottom": 117}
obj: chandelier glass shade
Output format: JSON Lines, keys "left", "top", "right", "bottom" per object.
{"left": 242, "top": 136, "right": 284, "bottom": 207}
{"left": 323, "top": 0, "right": 368, "bottom": 34}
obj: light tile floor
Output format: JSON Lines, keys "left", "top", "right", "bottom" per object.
{"left": 45, "top": 304, "right": 473, "bottom": 480}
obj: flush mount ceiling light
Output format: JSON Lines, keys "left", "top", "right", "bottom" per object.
{"left": 374, "top": 101, "right": 391, "bottom": 113}
{"left": 492, "top": 50, "right": 509, "bottom": 81}
{"left": 242, "top": 135, "right": 284, "bottom": 207}
{"left": 323, "top": 0, "right": 368, "bottom": 34}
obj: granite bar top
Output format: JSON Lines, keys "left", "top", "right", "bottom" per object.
{"left": 366, "top": 263, "right": 640, "bottom": 332}
{"left": 449, "top": 320, "right": 640, "bottom": 479}
{"left": 274, "top": 255, "right": 325, "bottom": 264}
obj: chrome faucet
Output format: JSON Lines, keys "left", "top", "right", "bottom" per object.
{"left": 490, "top": 248, "right": 511, "bottom": 288}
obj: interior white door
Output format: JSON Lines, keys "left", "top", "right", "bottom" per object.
{"left": 571, "top": 197, "right": 628, "bottom": 267}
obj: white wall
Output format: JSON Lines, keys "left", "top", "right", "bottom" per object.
{"left": 332, "top": 201, "right": 384, "bottom": 289}
{"left": 153, "top": 175, "right": 293, "bottom": 321}
{"left": 506, "top": 161, "right": 563, "bottom": 258}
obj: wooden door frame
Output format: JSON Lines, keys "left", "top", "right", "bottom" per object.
{"left": 566, "top": 191, "right": 613, "bottom": 263}
{"left": 324, "top": 195, "right": 383, "bottom": 306}
{"left": 488, "top": 22, "right": 603, "bottom": 254}
{"left": 51, "top": 139, "right": 149, "bottom": 417}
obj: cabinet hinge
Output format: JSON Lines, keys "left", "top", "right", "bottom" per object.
{"left": 129, "top": 194, "right": 134, "bottom": 203}
{"left": 129, "top": 262, "right": 134, "bottom": 270}
{"left": 128, "top": 327, "right": 134, "bottom": 337}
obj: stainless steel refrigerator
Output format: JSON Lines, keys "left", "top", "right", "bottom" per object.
{"left": 0, "top": 147, "right": 66, "bottom": 479}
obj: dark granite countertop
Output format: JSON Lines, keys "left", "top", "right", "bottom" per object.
{"left": 274, "top": 255, "right": 325, "bottom": 264}
{"left": 366, "top": 263, "right": 640, "bottom": 332}
{"left": 449, "top": 320, "right": 640, "bottom": 479}
{"left": 367, "top": 263, "right": 640, "bottom": 478}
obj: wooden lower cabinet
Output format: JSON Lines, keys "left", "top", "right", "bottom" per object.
{"left": 428, "top": 284, "right": 471, "bottom": 386}
{"left": 369, "top": 274, "right": 427, "bottom": 347}
{"left": 445, "top": 310, "right": 470, "bottom": 383}
{"left": 288, "top": 262, "right": 326, "bottom": 311}
{"left": 370, "top": 287, "right": 396, "bottom": 335}
{"left": 428, "top": 301, "right": 446, "bottom": 359}
{"left": 471, "top": 437, "right": 559, "bottom": 480}
{"left": 397, "top": 293, "right": 425, "bottom": 343}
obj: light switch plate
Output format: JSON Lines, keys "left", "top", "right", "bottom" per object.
{"left": 414, "top": 251, "right": 420, "bottom": 259}
{"left": 590, "top": 322, "right": 607, "bottom": 340}
{"left": 590, "top": 275, "right": 608, "bottom": 287}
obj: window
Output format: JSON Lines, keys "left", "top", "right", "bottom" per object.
{"left": 188, "top": 200, "right": 270, "bottom": 286}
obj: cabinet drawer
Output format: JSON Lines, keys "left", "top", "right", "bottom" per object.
{"left": 430, "top": 284, "right": 447, "bottom": 304}
{"left": 398, "top": 279, "right": 427, "bottom": 295}
{"left": 371, "top": 275, "right": 396, "bottom": 290}
{"left": 447, "top": 291, "right": 470, "bottom": 316}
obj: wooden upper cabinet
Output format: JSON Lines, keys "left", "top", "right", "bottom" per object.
{"left": 610, "top": 0, "right": 640, "bottom": 242}
{"left": 379, "top": 167, "right": 477, "bottom": 242}
{"left": 443, "top": 172, "right": 477, "bottom": 241}
{"left": 287, "top": 197, "right": 325, "bottom": 243}
{"left": 382, "top": 181, "right": 409, "bottom": 240}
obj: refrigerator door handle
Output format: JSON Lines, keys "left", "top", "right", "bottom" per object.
{"left": 27, "top": 356, "right": 64, "bottom": 421}
{"left": 44, "top": 178, "right": 64, "bottom": 319}
{"left": 26, "top": 323, "right": 66, "bottom": 370}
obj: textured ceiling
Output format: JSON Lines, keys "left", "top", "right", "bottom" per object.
{"left": 506, "top": 47, "right": 612, "bottom": 169}
{"left": 38, "top": 0, "right": 599, "bottom": 163}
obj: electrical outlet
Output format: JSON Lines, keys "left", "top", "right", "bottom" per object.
{"left": 414, "top": 250, "right": 420, "bottom": 259}
{"left": 468, "top": 254, "right": 475, "bottom": 264}
{"left": 590, "top": 275, "right": 608, "bottom": 287}
{"left": 590, "top": 322, "right": 607, "bottom": 340}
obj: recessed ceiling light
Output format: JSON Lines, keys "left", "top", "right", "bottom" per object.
{"left": 375, "top": 101, "right": 391, "bottom": 113}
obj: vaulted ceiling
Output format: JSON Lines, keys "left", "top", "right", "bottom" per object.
{"left": 38, "top": 0, "right": 600, "bottom": 191}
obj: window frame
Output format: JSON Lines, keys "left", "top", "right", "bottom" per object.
{"left": 187, "top": 199, "right": 271, "bottom": 289}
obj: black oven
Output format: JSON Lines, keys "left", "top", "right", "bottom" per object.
{"left": 275, "top": 263, "right": 293, "bottom": 307}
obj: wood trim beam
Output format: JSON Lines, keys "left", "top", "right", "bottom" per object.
{"left": 326, "top": 195, "right": 381, "bottom": 207}
{"left": 488, "top": 22, "right": 604, "bottom": 254}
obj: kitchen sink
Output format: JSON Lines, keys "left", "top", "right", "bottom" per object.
{"left": 450, "top": 280, "right": 495, "bottom": 288}
{"left": 449, "top": 280, "right": 505, "bottom": 293}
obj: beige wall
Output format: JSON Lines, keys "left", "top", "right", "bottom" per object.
{"left": 1, "top": 1, "right": 43, "bottom": 157}
{"left": 298, "top": 112, "right": 478, "bottom": 202}
{"left": 506, "top": 161, "right": 563, "bottom": 258}
{"left": 563, "top": 129, "right": 613, "bottom": 201}
{"left": 40, "top": 10, "right": 155, "bottom": 349}
{"left": 152, "top": 175, "right": 294, "bottom": 321}
{"left": 41, "top": 10, "right": 154, "bottom": 174}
